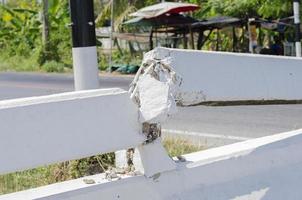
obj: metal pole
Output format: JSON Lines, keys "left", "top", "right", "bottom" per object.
{"left": 294, "top": 0, "right": 301, "bottom": 57}
{"left": 248, "top": 19, "right": 254, "bottom": 53}
{"left": 69, "top": 0, "right": 100, "bottom": 90}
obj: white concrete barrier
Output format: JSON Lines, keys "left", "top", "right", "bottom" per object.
{"left": 151, "top": 48, "right": 302, "bottom": 105}
{"left": 1, "top": 49, "right": 302, "bottom": 199}
{"left": 0, "top": 88, "right": 144, "bottom": 175}
{"left": 1, "top": 129, "right": 302, "bottom": 200}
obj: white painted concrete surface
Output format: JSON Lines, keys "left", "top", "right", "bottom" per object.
{"left": 2, "top": 48, "right": 302, "bottom": 199}
{"left": 2, "top": 129, "right": 302, "bottom": 200}
{"left": 0, "top": 88, "right": 143, "bottom": 175}
{"left": 72, "top": 46, "right": 100, "bottom": 90}
{"left": 151, "top": 47, "right": 302, "bottom": 105}
{"left": 137, "top": 139, "right": 176, "bottom": 177}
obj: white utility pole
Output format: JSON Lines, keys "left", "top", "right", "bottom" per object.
{"left": 294, "top": 0, "right": 301, "bottom": 57}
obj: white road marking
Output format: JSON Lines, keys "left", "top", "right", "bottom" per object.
{"left": 162, "top": 129, "right": 253, "bottom": 141}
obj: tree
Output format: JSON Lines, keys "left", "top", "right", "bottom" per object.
{"left": 0, "top": 0, "right": 71, "bottom": 65}
{"left": 42, "top": 0, "right": 49, "bottom": 50}
{"left": 95, "top": 0, "right": 158, "bottom": 30}
{"left": 203, "top": 0, "right": 293, "bottom": 19}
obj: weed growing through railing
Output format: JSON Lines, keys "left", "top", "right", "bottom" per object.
{"left": 163, "top": 137, "right": 205, "bottom": 157}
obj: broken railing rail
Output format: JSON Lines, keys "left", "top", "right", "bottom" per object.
{"left": 0, "top": 89, "right": 301, "bottom": 200}
{"left": 149, "top": 47, "right": 302, "bottom": 106}
{"left": 1, "top": 48, "right": 302, "bottom": 199}
{"left": 0, "top": 88, "right": 176, "bottom": 199}
{"left": 0, "top": 88, "right": 174, "bottom": 177}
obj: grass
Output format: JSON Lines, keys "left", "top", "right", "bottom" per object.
{"left": 0, "top": 165, "right": 61, "bottom": 195}
{"left": 0, "top": 55, "right": 71, "bottom": 73}
{"left": 163, "top": 137, "right": 204, "bottom": 157}
{"left": 0, "top": 56, "right": 40, "bottom": 72}
{"left": 0, "top": 137, "right": 203, "bottom": 195}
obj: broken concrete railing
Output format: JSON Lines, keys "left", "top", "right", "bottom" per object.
{"left": 1, "top": 105, "right": 302, "bottom": 200}
{"left": 0, "top": 51, "right": 184, "bottom": 199}
{"left": 116, "top": 51, "right": 183, "bottom": 171}
{"left": 0, "top": 88, "right": 175, "bottom": 178}
{"left": 1, "top": 48, "right": 302, "bottom": 199}
{"left": 151, "top": 47, "right": 302, "bottom": 105}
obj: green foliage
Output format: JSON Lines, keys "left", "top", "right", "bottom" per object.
{"left": 258, "top": 0, "right": 292, "bottom": 18}
{"left": 0, "top": 51, "right": 40, "bottom": 71}
{"left": 0, "top": 153, "right": 115, "bottom": 195}
{"left": 95, "top": 0, "right": 159, "bottom": 30}
{"left": 0, "top": 0, "right": 71, "bottom": 72}
{"left": 163, "top": 137, "right": 204, "bottom": 157}
{"left": 0, "top": 165, "right": 58, "bottom": 194}
{"left": 98, "top": 50, "right": 142, "bottom": 71}
{"left": 0, "top": 3, "right": 40, "bottom": 56}
{"left": 112, "top": 49, "right": 141, "bottom": 65}
{"left": 37, "top": 43, "right": 60, "bottom": 66}
{"left": 201, "top": 0, "right": 293, "bottom": 18}
{"left": 41, "top": 60, "right": 65, "bottom": 73}
{"left": 68, "top": 154, "right": 115, "bottom": 178}
{"left": 0, "top": 0, "right": 299, "bottom": 73}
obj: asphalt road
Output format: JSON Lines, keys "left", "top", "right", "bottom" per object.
{"left": 1, "top": 72, "right": 302, "bottom": 143}
{"left": 0, "top": 72, "right": 131, "bottom": 100}
{"left": 164, "top": 105, "right": 302, "bottom": 140}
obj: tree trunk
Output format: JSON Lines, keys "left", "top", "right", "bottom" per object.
{"left": 189, "top": 26, "right": 195, "bottom": 49}
{"left": 149, "top": 28, "right": 154, "bottom": 50}
{"left": 183, "top": 31, "right": 188, "bottom": 49}
{"left": 42, "top": 0, "right": 50, "bottom": 50}
{"left": 233, "top": 27, "right": 237, "bottom": 52}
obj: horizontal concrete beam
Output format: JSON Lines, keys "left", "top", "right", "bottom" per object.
{"left": 0, "top": 88, "right": 144, "bottom": 175}
{"left": 151, "top": 48, "right": 302, "bottom": 105}
{"left": 2, "top": 129, "right": 302, "bottom": 200}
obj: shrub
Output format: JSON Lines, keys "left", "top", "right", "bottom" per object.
{"left": 41, "top": 61, "right": 65, "bottom": 73}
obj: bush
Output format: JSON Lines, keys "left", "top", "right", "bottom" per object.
{"left": 97, "top": 49, "right": 143, "bottom": 72}
{"left": 37, "top": 44, "right": 60, "bottom": 66}
{"left": 41, "top": 61, "right": 65, "bottom": 73}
